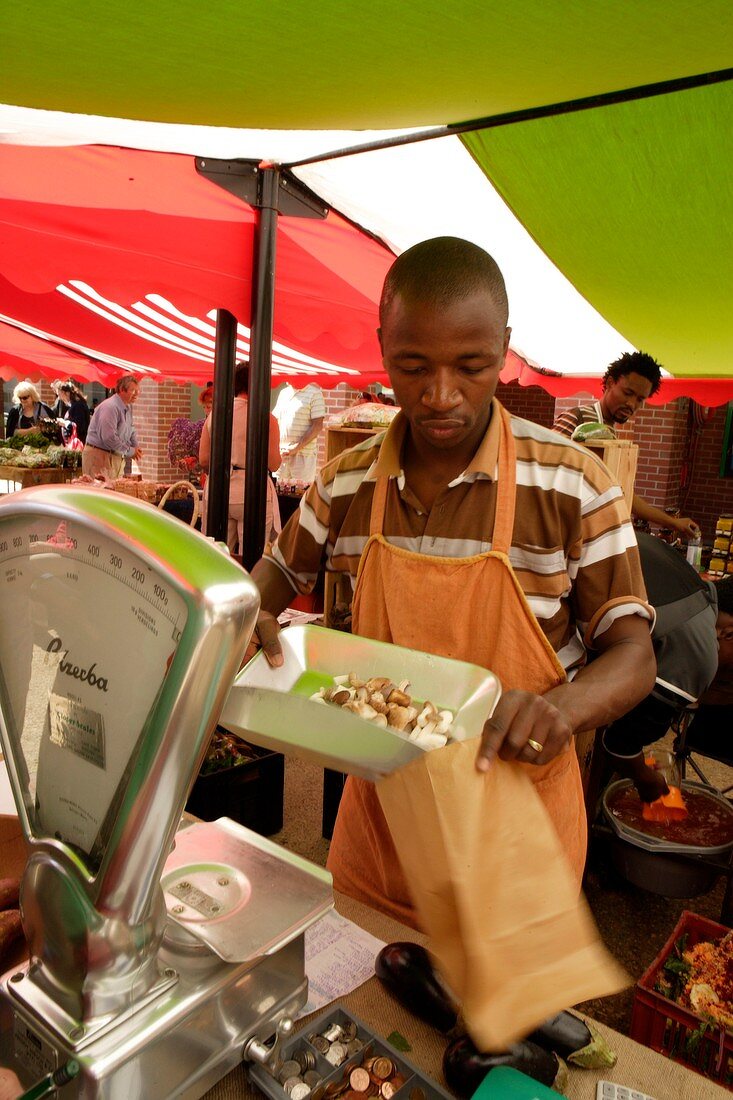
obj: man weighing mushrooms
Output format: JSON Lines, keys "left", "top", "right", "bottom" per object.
{"left": 249, "top": 237, "right": 656, "bottom": 927}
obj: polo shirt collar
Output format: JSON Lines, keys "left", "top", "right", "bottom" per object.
{"left": 368, "top": 400, "right": 502, "bottom": 482}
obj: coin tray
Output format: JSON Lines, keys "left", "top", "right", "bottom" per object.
{"left": 248, "top": 1005, "right": 453, "bottom": 1100}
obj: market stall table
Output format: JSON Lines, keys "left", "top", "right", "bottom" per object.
{"left": 204, "top": 892, "right": 727, "bottom": 1100}
{"left": 0, "top": 466, "right": 75, "bottom": 493}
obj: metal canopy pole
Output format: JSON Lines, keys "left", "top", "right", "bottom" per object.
{"left": 195, "top": 157, "right": 328, "bottom": 571}
{"left": 206, "top": 310, "right": 238, "bottom": 543}
{"left": 243, "top": 165, "right": 279, "bottom": 570}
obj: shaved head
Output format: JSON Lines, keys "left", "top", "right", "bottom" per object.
{"left": 379, "top": 236, "right": 509, "bottom": 328}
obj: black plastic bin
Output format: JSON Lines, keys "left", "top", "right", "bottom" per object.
{"left": 186, "top": 742, "right": 284, "bottom": 836}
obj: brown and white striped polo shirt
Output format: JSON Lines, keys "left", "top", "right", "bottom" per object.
{"left": 266, "top": 400, "right": 652, "bottom": 675}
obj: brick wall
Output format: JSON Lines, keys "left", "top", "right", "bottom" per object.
{"left": 316, "top": 383, "right": 374, "bottom": 468}
{"left": 496, "top": 381, "right": 556, "bottom": 427}
{"left": 134, "top": 379, "right": 194, "bottom": 481}
{"left": 681, "top": 403, "right": 733, "bottom": 538}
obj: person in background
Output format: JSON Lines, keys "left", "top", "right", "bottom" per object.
{"left": 199, "top": 381, "right": 214, "bottom": 417}
{"left": 82, "top": 375, "right": 142, "bottom": 479}
{"left": 199, "top": 362, "right": 282, "bottom": 552}
{"left": 247, "top": 236, "right": 656, "bottom": 926}
{"left": 56, "top": 381, "right": 90, "bottom": 444}
{"left": 49, "top": 378, "right": 64, "bottom": 418}
{"left": 273, "top": 382, "right": 326, "bottom": 484}
{"left": 602, "top": 535, "right": 733, "bottom": 800}
{"left": 552, "top": 351, "right": 700, "bottom": 538}
{"left": 5, "top": 381, "right": 54, "bottom": 438}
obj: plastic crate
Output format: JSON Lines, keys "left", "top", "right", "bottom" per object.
{"left": 630, "top": 909, "right": 733, "bottom": 1088}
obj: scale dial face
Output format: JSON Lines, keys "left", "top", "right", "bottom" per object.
{"left": 0, "top": 512, "right": 188, "bottom": 870}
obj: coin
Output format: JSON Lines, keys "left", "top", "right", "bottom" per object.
{"left": 295, "top": 1050, "right": 316, "bottom": 1072}
{"left": 279, "top": 1063, "right": 303, "bottom": 1085}
{"left": 390, "top": 1075, "right": 406, "bottom": 1092}
{"left": 323, "top": 1023, "right": 344, "bottom": 1043}
{"left": 380, "top": 1084, "right": 397, "bottom": 1099}
{"left": 311, "top": 1036, "right": 330, "bottom": 1055}
{"left": 341, "top": 1020, "right": 358, "bottom": 1042}
{"left": 346, "top": 1039, "right": 364, "bottom": 1057}
{"left": 372, "top": 1058, "right": 393, "bottom": 1081}
{"left": 325, "top": 1041, "right": 348, "bottom": 1067}
{"left": 349, "top": 1068, "right": 371, "bottom": 1093}
{"left": 291, "top": 1085, "right": 312, "bottom": 1100}
{"left": 283, "top": 1077, "right": 303, "bottom": 1095}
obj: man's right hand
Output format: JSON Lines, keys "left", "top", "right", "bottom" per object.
{"left": 244, "top": 610, "right": 284, "bottom": 668}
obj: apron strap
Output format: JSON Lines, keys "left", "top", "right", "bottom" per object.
{"left": 491, "top": 404, "right": 517, "bottom": 555}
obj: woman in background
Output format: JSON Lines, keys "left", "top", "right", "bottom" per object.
{"left": 5, "top": 381, "right": 54, "bottom": 438}
{"left": 199, "top": 363, "right": 281, "bottom": 553}
{"left": 57, "top": 381, "right": 91, "bottom": 444}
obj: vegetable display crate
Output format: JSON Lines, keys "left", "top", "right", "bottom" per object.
{"left": 630, "top": 909, "right": 733, "bottom": 1088}
{"left": 185, "top": 741, "right": 284, "bottom": 836}
{"left": 583, "top": 439, "right": 638, "bottom": 509}
{"left": 0, "top": 466, "right": 71, "bottom": 493}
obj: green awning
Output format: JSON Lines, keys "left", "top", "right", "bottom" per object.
{"left": 2, "top": 2, "right": 731, "bottom": 382}
{"left": 462, "top": 78, "right": 733, "bottom": 379}
{"left": 2, "top": 2, "right": 730, "bottom": 129}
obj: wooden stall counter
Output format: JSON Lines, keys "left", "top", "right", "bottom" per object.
{"left": 0, "top": 466, "right": 74, "bottom": 494}
{"left": 205, "top": 892, "right": 726, "bottom": 1100}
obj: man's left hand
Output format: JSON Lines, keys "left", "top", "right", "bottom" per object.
{"left": 476, "top": 689, "right": 573, "bottom": 771}
{"left": 673, "top": 516, "right": 700, "bottom": 538}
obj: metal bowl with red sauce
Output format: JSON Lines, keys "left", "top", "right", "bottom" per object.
{"left": 605, "top": 781, "right": 733, "bottom": 851}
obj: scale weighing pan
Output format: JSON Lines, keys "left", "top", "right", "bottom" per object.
{"left": 220, "top": 624, "right": 502, "bottom": 780}
{"left": 0, "top": 486, "right": 332, "bottom": 1099}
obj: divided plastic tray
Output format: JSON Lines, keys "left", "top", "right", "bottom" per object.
{"left": 249, "top": 1005, "right": 452, "bottom": 1100}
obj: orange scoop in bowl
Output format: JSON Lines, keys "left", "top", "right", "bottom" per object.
{"left": 642, "top": 785, "right": 688, "bottom": 823}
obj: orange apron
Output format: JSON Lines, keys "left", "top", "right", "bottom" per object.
{"left": 326, "top": 404, "right": 587, "bottom": 927}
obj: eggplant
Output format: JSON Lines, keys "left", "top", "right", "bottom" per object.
{"left": 375, "top": 942, "right": 458, "bottom": 1033}
{"left": 527, "top": 1011, "right": 617, "bottom": 1069}
{"left": 442, "top": 1034, "right": 566, "bottom": 1098}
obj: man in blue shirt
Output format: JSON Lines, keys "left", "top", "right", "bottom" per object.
{"left": 82, "top": 375, "right": 143, "bottom": 479}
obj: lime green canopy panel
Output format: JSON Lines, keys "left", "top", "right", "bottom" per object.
{"left": 462, "top": 80, "right": 733, "bottom": 379}
{"left": 2, "top": 2, "right": 732, "bottom": 129}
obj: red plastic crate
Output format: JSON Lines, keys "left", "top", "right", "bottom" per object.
{"left": 630, "top": 910, "right": 733, "bottom": 1088}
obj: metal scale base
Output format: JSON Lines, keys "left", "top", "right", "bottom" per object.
{"left": 0, "top": 820, "right": 332, "bottom": 1099}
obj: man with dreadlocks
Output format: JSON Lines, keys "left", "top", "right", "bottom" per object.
{"left": 553, "top": 351, "right": 700, "bottom": 538}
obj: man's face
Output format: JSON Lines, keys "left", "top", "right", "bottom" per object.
{"left": 602, "top": 371, "right": 653, "bottom": 425}
{"left": 119, "top": 383, "right": 139, "bottom": 406}
{"left": 378, "top": 290, "right": 510, "bottom": 454}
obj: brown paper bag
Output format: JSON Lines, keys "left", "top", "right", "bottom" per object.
{"left": 376, "top": 740, "right": 627, "bottom": 1051}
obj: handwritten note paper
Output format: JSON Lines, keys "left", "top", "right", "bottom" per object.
{"left": 299, "top": 909, "right": 386, "bottom": 1017}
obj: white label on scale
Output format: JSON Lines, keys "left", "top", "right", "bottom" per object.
{"left": 49, "top": 693, "right": 106, "bottom": 769}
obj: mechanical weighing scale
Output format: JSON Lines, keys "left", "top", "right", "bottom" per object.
{"left": 0, "top": 487, "right": 333, "bottom": 1098}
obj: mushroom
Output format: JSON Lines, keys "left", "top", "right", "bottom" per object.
{"left": 416, "top": 702, "right": 438, "bottom": 728}
{"left": 371, "top": 713, "right": 388, "bottom": 728}
{"left": 369, "top": 692, "right": 388, "bottom": 714}
{"left": 385, "top": 704, "right": 413, "bottom": 731}
{"left": 389, "top": 689, "right": 412, "bottom": 707}
{"left": 366, "top": 677, "right": 392, "bottom": 694}
{"left": 325, "top": 686, "right": 353, "bottom": 705}
{"left": 343, "top": 701, "right": 378, "bottom": 721}
{"left": 348, "top": 672, "right": 366, "bottom": 688}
